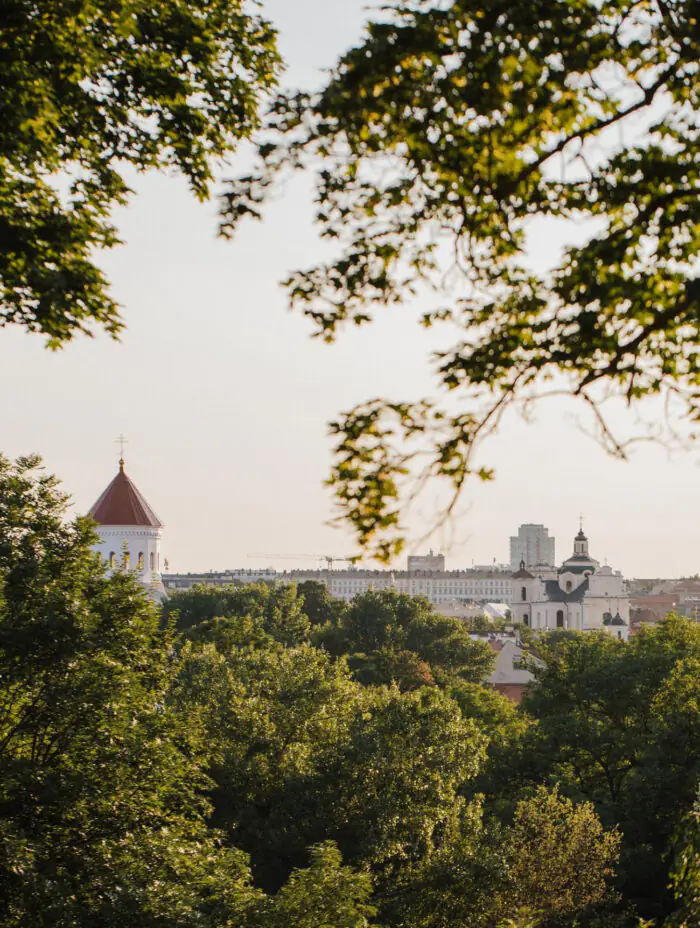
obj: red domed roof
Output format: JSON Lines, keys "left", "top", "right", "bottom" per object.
{"left": 88, "top": 460, "right": 163, "bottom": 527}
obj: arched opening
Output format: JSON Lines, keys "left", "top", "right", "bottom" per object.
{"left": 566, "top": 580, "right": 572, "bottom": 592}
{"left": 124, "top": 552, "right": 130, "bottom": 569}
{"left": 137, "top": 552, "right": 144, "bottom": 570}
{"left": 556, "top": 610, "right": 564, "bottom": 628}
{"left": 150, "top": 552, "right": 155, "bottom": 571}
{"left": 109, "top": 552, "right": 116, "bottom": 568}
{"left": 521, "top": 586, "right": 527, "bottom": 601}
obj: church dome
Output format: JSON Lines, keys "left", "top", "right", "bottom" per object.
{"left": 560, "top": 520, "right": 599, "bottom": 573}
{"left": 88, "top": 460, "right": 163, "bottom": 527}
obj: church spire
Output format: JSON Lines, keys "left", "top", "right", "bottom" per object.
{"left": 574, "top": 520, "right": 589, "bottom": 556}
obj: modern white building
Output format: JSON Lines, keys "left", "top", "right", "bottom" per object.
{"left": 510, "top": 523, "right": 555, "bottom": 571}
{"left": 510, "top": 525, "right": 629, "bottom": 639}
{"left": 88, "top": 458, "right": 166, "bottom": 601}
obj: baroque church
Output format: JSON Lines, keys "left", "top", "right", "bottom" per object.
{"left": 510, "top": 524, "right": 630, "bottom": 640}
{"left": 88, "top": 457, "right": 166, "bottom": 601}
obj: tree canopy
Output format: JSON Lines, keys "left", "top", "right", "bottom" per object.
{"left": 2, "top": 454, "right": 699, "bottom": 926}
{"left": 222, "top": 0, "right": 700, "bottom": 560}
{"left": 0, "top": 0, "right": 279, "bottom": 346}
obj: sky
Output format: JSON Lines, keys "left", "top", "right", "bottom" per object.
{"left": 1, "top": 0, "right": 698, "bottom": 579}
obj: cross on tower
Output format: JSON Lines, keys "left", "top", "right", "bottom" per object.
{"left": 115, "top": 434, "right": 128, "bottom": 465}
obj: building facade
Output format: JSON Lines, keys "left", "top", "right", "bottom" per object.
{"left": 164, "top": 566, "right": 513, "bottom": 605}
{"left": 89, "top": 458, "right": 166, "bottom": 601}
{"left": 509, "top": 523, "right": 555, "bottom": 571}
{"left": 510, "top": 525, "right": 629, "bottom": 639}
{"left": 407, "top": 551, "right": 446, "bottom": 573}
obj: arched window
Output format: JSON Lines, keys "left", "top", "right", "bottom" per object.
{"left": 124, "top": 552, "right": 130, "bottom": 569}
{"left": 109, "top": 552, "right": 116, "bottom": 568}
{"left": 521, "top": 586, "right": 527, "bottom": 601}
{"left": 137, "top": 552, "right": 144, "bottom": 569}
{"left": 566, "top": 580, "right": 572, "bottom": 592}
{"left": 556, "top": 610, "right": 564, "bottom": 628}
{"left": 150, "top": 552, "right": 155, "bottom": 571}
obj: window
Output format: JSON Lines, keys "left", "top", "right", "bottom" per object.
{"left": 524, "top": 614, "right": 530, "bottom": 627}
{"left": 556, "top": 610, "right": 564, "bottom": 628}
{"left": 137, "top": 552, "right": 144, "bottom": 569}
{"left": 521, "top": 586, "right": 527, "bottom": 601}
{"left": 566, "top": 580, "right": 572, "bottom": 592}
{"left": 150, "top": 552, "right": 155, "bottom": 571}
{"left": 124, "top": 553, "right": 130, "bottom": 569}
{"left": 109, "top": 552, "right": 116, "bottom": 568}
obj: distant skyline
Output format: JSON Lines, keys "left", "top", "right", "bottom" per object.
{"left": 2, "top": 0, "right": 699, "bottom": 579}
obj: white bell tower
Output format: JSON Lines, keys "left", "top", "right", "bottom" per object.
{"left": 88, "top": 453, "right": 165, "bottom": 601}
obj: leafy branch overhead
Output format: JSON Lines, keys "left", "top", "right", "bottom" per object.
{"left": 0, "top": 0, "right": 280, "bottom": 345}
{"left": 221, "top": 0, "right": 700, "bottom": 560}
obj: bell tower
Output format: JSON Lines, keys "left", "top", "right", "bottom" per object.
{"left": 573, "top": 517, "right": 589, "bottom": 557}
{"left": 88, "top": 451, "right": 165, "bottom": 601}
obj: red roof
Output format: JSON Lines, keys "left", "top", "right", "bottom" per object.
{"left": 88, "top": 460, "right": 163, "bottom": 527}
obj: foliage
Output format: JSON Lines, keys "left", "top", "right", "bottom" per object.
{"left": 251, "top": 843, "right": 378, "bottom": 928}
{"left": 296, "top": 579, "right": 346, "bottom": 626}
{"left": 3, "top": 454, "right": 699, "bottom": 925}
{"left": 316, "top": 588, "right": 495, "bottom": 684}
{"left": 510, "top": 619, "right": 700, "bottom": 921}
{"left": 164, "top": 582, "right": 311, "bottom": 647}
{"left": 173, "top": 640, "right": 487, "bottom": 893}
{"left": 222, "top": 0, "right": 700, "bottom": 560}
{"left": 0, "top": 0, "right": 279, "bottom": 345}
{"left": 383, "top": 787, "right": 620, "bottom": 928}
{"left": 0, "top": 455, "right": 258, "bottom": 925}
{"left": 506, "top": 787, "right": 620, "bottom": 925}
{"left": 664, "top": 792, "right": 700, "bottom": 928}
{"left": 349, "top": 646, "right": 436, "bottom": 690}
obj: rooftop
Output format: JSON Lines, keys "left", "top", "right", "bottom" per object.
{"left": 88, "top": 460, "right": 163, "bottom": 528}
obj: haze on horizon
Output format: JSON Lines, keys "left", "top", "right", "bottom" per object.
{"left": 1, "top": 0, "right": 698, "bottom": 580}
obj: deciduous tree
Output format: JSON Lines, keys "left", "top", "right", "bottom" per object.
{"left": 223, "top": 0, "right": 700, "bottom": 560}
{"left": 0, "top": 0, "right": 279, "bottom": 344}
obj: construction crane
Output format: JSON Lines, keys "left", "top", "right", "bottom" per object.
{"left": 247, "top": 553, "right": 361, "bottom": 570}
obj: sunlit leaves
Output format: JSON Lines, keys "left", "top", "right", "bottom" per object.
{"left": 0, "top": 0, "right": 280, "bottom": 343}
{"left": 222, "top": 0, "right": 700, "bottom": 560}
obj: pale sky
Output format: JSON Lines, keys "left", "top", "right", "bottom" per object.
{"left": 1, "top": 0, "right": 698, "bottom": 578}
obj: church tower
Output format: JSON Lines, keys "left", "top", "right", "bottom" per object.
{"left": 573, "top": 525, "right": 589, "bottom": 557}
{"left": 88, "top": 458, "right": 165, "bottom": 600}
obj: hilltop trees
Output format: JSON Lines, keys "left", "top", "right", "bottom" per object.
{"left": 222, "top": 0, "right": 700, "bottom": 560}
{"left": 0, "top": 0, "right": 279, "bottom": 345}
{"left": 1, "top": 454, "right": 698, "bottom": 926}
{"left": 0, "top": 455, "right": 379, "bottom": 928}
{"left": 499, "top": 620, "right": 700, "bottom": 921}
{"left": 0, "top": 454, "right": 255, "bottom": 924}
{"left": 314, "top": 588, "right": 495, "bottom": 686}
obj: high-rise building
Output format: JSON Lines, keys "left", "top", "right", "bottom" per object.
{"left": 510, "top": 523, "right": 555, "bottom": 571}
{"left": 407, "top": 550, "right": 445, "bottom": 572}
{"left": 510, "top": 524, "right": 629, "bottom": 640}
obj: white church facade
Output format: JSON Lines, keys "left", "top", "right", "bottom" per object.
{"left": 88, "top": 458, "right": 166, "bottom": 601}
{"left": 510, "top": 525, "right": 629, "bottom": 640}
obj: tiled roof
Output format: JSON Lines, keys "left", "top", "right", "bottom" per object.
{"left": 543, "top": 578, "right": 589, "bottom": 603}
{"left": 88, "top": 461, "right": 163, "bottom": 528}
